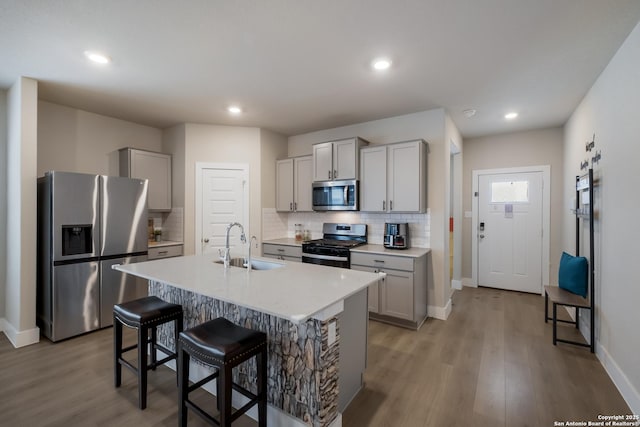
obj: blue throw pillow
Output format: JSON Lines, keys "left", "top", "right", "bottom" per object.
{"left": 559, "top": 252, "right": 588, "bottom": 297}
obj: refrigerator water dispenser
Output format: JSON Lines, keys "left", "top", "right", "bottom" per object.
{"left": 61, "top": 225, "right": 93, "bottom": 256}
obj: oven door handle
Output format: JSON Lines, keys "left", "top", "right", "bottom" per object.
{"left": 302, "top": 253, "right": 349, "bottom": 262}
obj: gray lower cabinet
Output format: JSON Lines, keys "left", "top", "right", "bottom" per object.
{"left": 148, "top": 244, "right": 183, "bottom": 260}
{"left": 351, "top": 251, "right": 427, "bottom": 329}
{"left": 262, "top": 243, "right": 302, "bottom": 262}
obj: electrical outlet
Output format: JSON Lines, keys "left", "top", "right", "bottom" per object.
{"left": 328, "top": 321, "right": 337, "bottom": 346}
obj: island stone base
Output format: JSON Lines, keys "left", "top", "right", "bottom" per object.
{"left": 150, "top": 280, "right": 340, "bottom": 427}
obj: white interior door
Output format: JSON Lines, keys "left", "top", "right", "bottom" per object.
{"left": 197, "top": 165, "right": 248, "bottom": 256}
{"left": 477, "top": 171, "right": 543, "bottom": 293}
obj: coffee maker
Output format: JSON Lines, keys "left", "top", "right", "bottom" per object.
{"left": 384, "top": 223, "right": 409, "bottom": 249}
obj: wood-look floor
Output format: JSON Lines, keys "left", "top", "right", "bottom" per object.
{"left": 344, "top": 287, "right": 630, "bottom": 427}
{"left": 0, "top": 287, "right": 630, "bottom": 427}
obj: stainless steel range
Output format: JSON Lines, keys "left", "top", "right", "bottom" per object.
{"left": 302, "top": 223, "right": 367, "bottom": 268}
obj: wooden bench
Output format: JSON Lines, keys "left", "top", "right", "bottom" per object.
{"left": 544, "top": 285, "right": 592, "bottom": 350}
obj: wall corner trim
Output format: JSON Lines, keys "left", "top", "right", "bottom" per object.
{"left": 428, "top": 298, "right": 452, "bottom": 320}
{"left": 462, "top": 277, "right": 477, "bottom": 288}
{"left": 1, "top": 319, "right": 40, "bottom": 348}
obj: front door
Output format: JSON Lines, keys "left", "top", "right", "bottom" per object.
{"left": 197, "top": 165, "right": 249, "bottom": 256}
{"left": 477, "top": 171, "right": 543, "bottom": 293}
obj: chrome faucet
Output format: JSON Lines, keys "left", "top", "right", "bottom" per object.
{"left": 245, "top": 235, "right": 258, "bottom": 271}
{"left": 220, "top": 222, "right": 246, "bottom": 268}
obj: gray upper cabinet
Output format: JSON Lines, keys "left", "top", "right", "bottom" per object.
{"left": 119, "top": 148, "right": 172, "bottom": 211}
{"left": 359, "top": 145, "right": 387, "bottom": 212}
{"left": 276, "top": 156, "right": 313, "bottom": 212}
{"left": 294, "top": 156, "right": 313, "bottom": 211}
{"left": 360, "top": 139, "right": 428, "bottom": 213}
{"left": 276, "top": 159, "right": 294, "bottom": 212}
{"left": 312, "top": 137, "right": 369, "bottom": 182}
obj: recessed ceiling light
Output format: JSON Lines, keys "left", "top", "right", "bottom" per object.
{"left": 505, "top": 112, "right": 519, "bottom": 120}
{"left": 463, "top": 109, "right": 477, "bottom": 118}
{"left": 227, "top": 106, "right": 242, "bottom": 114}
{"left": 372, "top": 58, "right": 392, "bottom": 70}
{"left": 84, "top": 50, "right": 111, "bottom": 64}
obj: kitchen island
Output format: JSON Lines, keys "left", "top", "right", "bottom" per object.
{"left": 114, "top": 254, "right": 380, "bottom": 427}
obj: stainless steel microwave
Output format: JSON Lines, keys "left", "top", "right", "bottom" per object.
{"left": 312, "top": 180, "right": 359, "bottom": 211}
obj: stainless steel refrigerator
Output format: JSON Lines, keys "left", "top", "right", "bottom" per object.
{"left": 37, "top": 171, "right": 149, "bottom": 341}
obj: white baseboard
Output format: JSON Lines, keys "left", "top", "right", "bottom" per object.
{"left": 428, "top": 298, "right": 452, "bottom": 320}
{"left": 576, "top": 313, "right": 640, "bottom": 415}
{"left": 451, "top": 279, "right": 462, "bottom": 290}
{"left": 462, "top": 277, "right": 476, "bottom": 288}
{"left": 1, "top": 319, "right": 40, "bottom": 348}
{"left": 596, "top": 341, "right": 640, "bottom": 415}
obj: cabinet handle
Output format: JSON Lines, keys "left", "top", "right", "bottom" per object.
{"left": 328, "top": 170, "right": 331, "bottom": 180}
{"left": 382, "top": 200, "right": 386, "bottom": 210}
{"left": 334, "top": 169, "right": 337, "bottom": 179}
{"left": 290, "top": 202, "right": 293, "bottom": 211}
{"left": 374, "top": 259, "right": 385, "bottom": 264}
{"left": 294, "top": 202, "right": 297, "bottom": 211}
{"left": 277, "top": 248, "right": 285, "bottom": 252}
{"left": 158, "top": 251, "right": 168, "bottom": 255}
{"left": 390, "top": 200, "right": 393, "bottom": 211}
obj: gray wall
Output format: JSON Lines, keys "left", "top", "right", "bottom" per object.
{"left": 37, "top": 101, "right": 163, "bottom": 176}
{"left": 260, "top": 128, "right": 288, "bottom": 210}
{"left": 181, "top": 124, "right": 262, "bottom": 256}
{"left": 564, "top": 21, "right": 640, "bottom": 413}
{"left": 0, "top": 89, "right": 6, "bottom": 321}
{"left": 462, "top": 127, "right": 564, "bottom": 283}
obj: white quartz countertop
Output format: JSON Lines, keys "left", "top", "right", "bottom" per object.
{"left": 351, "top": 244, "right": 430, "bottom": 258}
{"left": 114, "top": 254, "right": 380, "bottom": 323}
{"left": 262, "top": 239, "right": 431, "bottom": 258}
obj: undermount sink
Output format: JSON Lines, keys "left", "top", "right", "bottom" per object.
{"left": 214, "top": 257, "right": 284, "bottom": 271}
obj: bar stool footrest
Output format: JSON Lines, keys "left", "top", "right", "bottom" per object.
{"left": 188, "top": 372, "right": 220, "bottom": 393}
{"left": 185, "top": 399, "right": 221, "bottom": 426}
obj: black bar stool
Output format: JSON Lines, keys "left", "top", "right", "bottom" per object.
{"left": 178, "top": 317, "right": 268, "bottom": 427}
{"left": 113, "top": 296, "right": 183, "bottom": 410}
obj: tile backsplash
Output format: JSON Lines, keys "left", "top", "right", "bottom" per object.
{"left": 262, "top": 208, "right": 430, "bottom": 247}
{"left": 148, "top": 207, "right": 184, "bottom": 242}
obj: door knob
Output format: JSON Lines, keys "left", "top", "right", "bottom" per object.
{"left": 203, "top": 238, "right": 210, "bottom": 243}
{"left": 479, "top": 234, "right": 485, "bottom": 239}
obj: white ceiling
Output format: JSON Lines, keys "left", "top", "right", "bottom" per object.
{"left": 1, "top": 0, "right": 639, "bottom": 138}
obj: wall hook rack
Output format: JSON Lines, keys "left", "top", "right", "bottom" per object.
{"left": 591, "top": 150, "right": 602, "bottom": 165}
{"left": 580, "top": 160, "right": 590, "bottom": 170}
